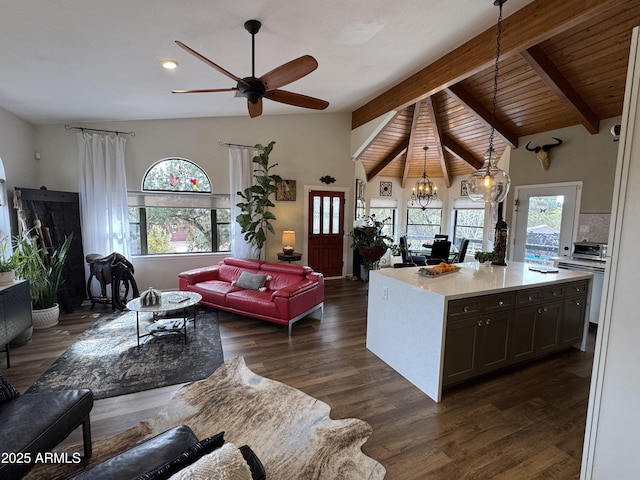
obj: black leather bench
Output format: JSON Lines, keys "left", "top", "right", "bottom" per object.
{"left": 0, "top": 389, "right": 93, "bottom": 480}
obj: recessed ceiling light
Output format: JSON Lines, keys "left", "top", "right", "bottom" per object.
{"left": 161, "top": 59, "right": 178, "bottom": 70}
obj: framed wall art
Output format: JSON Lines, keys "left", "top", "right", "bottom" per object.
{"left": 379, "top": 181, "right": 392, "bottom": 196}
{"left": 276, "top": 179, "right": 296, "bottom": 201}
{"left": 460, "top": 180, "right": 469, "bottom": 197}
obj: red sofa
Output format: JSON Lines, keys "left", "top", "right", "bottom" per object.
{"left": 178, "top": 257, "right": 324, "bottom": 335}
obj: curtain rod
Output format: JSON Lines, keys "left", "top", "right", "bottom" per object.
{"left": 218, "top": 141, "right": 255, "bottom": 148}
{"left": 65, "top": 125, "right": 136, "bottom": 136}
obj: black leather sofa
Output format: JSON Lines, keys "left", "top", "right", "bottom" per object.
{"left": 0, "top": 388, "right": 93, "bottom": 480}
{"left": 69, "top": 425, "right": 266, "bottom": 480}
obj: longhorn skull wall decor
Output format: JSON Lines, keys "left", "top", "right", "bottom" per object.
{"left": 525, "top": 137, "right": 563, "bottom": 171}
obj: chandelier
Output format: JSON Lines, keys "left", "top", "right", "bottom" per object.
{"left": 411, "top": 146, "right": 438, "bottom": 210}
{"left": 466, "top": 0, "right": 511, "bottom": 204}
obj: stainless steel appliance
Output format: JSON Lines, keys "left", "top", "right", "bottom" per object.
{"left": 572, "top": 241, "right": 608, "bottom": 261}
{"left": 555, "top": 257, "right": 605, "bottom": 324}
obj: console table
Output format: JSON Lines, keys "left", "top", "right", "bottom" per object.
{"left": 0, "top": 281, "right": 33, "bottom": 368}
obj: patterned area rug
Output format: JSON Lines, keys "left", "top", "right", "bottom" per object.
{"left": 26, "top": 356, "right": 386, "bottom": 480}
{"left": 26, "top": 307, "right": 223, "bottom": 399}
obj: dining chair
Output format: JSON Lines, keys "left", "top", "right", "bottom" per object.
{"left": 427, "top": 240, "right": 451, "bottom": 264}
{"left": 450, "top": 238, "right": 469, "bottom": 263}
{"left": 398, "top": 235, "right": 426, "bottom": 266}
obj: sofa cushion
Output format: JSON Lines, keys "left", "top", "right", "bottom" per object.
{"left": 217, "top": 264, "right": 261, "bottom": 284}
{"left": 0, "top": 374, "right": 20, "bottom": 404}
{"left": 188, "top": 280, "right": 242, "bottom": 306}
{"left": 226, "top": 289, "right": 280, "bottom": 318}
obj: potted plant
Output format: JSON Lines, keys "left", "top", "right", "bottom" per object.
{"left": 0, "top": 236, "right": 19, "bottom": 285}
{"left": 474, "top": 251, "right": 495, "bottom": 264}
{"left": 236, "top": 141, "right": 282, "bottom": 259}
{"left": 349, "top": 215, "right": 393, "bottom": 274}
{"left": 13, "top": 229, "right": 73, "bottom": 328}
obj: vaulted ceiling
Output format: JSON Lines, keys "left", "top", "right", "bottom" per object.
{"left": 353, "top": 0, "right": 639, "bottom": 189}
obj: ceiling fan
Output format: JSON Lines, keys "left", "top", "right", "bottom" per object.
{"left": 173, "top": 19, "right": 329, "bottom": 118}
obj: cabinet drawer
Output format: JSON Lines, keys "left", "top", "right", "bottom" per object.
{"left": 565, "top": 280, "right": 589, "bottom": 297}
{"left": 543, "top": 284, "right": 565, "bottom": 301}
{"left": 448, "top": 297, "right": 482, "bottom": 320}
{"left": 516, "top": 288, "right": 542, "bottom": 307}
{"left": 482, "top": 292, "right": 516, "bottom": 312}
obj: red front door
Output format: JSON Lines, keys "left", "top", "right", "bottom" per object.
{"left": 307, "top": 190, "right": 344, "bottom": 277}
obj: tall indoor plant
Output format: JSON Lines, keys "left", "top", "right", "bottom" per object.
{"left": 349, "top": 215, "right": 393, "bottom": 275}
{"left": 236, "top": 141, "right": 282, "bottom": 258}
{"left": 14, "top": 230, "right": 73, "bottom": 328}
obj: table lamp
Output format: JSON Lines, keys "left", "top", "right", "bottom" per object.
{"left": 282, "top": 231, "right": 295, "bottom": 255}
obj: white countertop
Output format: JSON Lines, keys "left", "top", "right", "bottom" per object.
{"left": 371, "top": 261, "right": 593, "bottom": 300}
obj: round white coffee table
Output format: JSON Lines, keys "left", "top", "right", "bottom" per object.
{"left": 126, "top": 291, "right": 202, "bottom": 348}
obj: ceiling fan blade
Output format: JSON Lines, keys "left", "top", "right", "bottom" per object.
{"left": 248, "top": 98, "right": 263, "bottom": 118}
{"left": 175, "top": 40, "right": 249, "bottom": 87}
{"left": 266, "top": 89, "right": 329, "bottom": 110}
{"left": 172, "top": 88, "right": 238, "bottom": 94}
{"left": 260, "top": 55, "right": 318, "bottom": 91}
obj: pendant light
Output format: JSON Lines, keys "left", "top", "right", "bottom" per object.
{"left": 411, "top": 146, "right": 438, "bottom": 210}
{"left": 466, "top": 0, "right": 511, "bottom": 204}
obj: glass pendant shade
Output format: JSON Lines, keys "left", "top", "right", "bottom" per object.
{"left": 466, "top": 148, "right": 511, "bottom": 204}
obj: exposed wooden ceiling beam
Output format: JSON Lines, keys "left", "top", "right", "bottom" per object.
{"left": 424, "top": 97, "right": 451, "bottom": 188}
{"left": 367, "top": 139, "right": 409, "bottom": 182}
{"left": 352, "top": 110, "right": 404, "bottom": 162}
{"left": 352, "top": 0, "right": 617, "bottom": 130}
{"left": 401, "top": 101, "right": 423, "bottom": 189}
{"left": 442, "top": 135, "right": 484, "bottom": 170}
{"left": 445, "top": 84, "right": 519, "bottom": 148}
{"left": 520, "top": 45, "right": 600, "bottom": 134}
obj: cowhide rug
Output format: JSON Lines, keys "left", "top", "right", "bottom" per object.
{"left": 26, "top": 356, "right": 386, "bottom": 480}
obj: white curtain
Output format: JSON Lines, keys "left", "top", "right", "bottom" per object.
{"left": 229, "top": 146, "right": 256, "bottom": 258}
{"left": 77, "top": 132, "right": 130, "bottom": 260}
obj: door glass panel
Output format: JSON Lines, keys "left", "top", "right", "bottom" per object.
{"left": 323, "top": 196, "right": 330, "bottom": 234}
{"left": 332, "top": 197, "right": 341, "bottom": 234}
{"left": 525, "top": 195, "right": 564, "bottom": 265}
{"left": 312, "top": 196, "right": 321, "bottom": 234}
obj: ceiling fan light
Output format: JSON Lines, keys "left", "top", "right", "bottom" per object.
{"left": 161, "top": 59, "right": 178, "bottom": 70}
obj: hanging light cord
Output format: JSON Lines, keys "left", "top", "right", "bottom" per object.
{"left": 488, "top": 0, "right": 505, "bottom": 157}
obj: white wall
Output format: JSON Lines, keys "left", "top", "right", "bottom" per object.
{"left": 33, "top": 112, "right": 353, "bottom": 289}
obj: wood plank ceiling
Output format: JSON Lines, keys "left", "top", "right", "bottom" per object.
{"left": 353, "top": 0, "right": 639, "bottom": 190}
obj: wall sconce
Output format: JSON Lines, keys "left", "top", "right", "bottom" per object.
{"left": 282, "top": 230, "right": 296, "bottom": 255}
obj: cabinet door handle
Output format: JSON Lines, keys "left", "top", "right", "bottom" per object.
{"left": 464, "top": 306, "right": 470, "bottom": 312}
{"left": 485, "top": 319, "right": 491, "bottom": 325}
{"left": 498, "top": 300, "right": 504, "bottom": 306}
{"left": 576, "top": 288, "right": 581, "bottom": 292}
{"left": 576, "top": 301, "right": 581, "bottom": 306}
{"left": 538, "top": 308, "right": 543, "bottom": 314}
{"left": 528, "top": 295, "right": 533, "bottom": 300}
{"left": 477, "top": 320, "right": 483, "bottom": 327}
{"left": 543, "top": 307, "right": 548, "bottom": 312}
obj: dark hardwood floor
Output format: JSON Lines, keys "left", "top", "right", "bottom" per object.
{"left": 3, "top": 278, "right": 595, "bottom": 479}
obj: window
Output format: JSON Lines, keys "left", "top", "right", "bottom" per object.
{"left": 368, "top": 207, "right": 396, "bottom": 237}
{"left": 406, "top": 207, "right": 442, "bottom": 247}
{"left": 129, "top": 158, "right": 230, "bottom": 255}
{"left": 453, "top": 208, "right": 484, "bottom": 256}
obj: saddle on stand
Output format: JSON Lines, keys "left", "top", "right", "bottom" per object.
{"left": 86, "top": 252, "right": 139, "bottom": 311}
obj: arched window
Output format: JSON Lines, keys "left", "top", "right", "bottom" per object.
{"left": 129, "top": 158, "right": 230, "bottom": 255}
{"left": 142, "top": 157, "right": 212, "bottom": 192}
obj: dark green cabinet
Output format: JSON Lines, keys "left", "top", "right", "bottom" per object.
{"left": 444, "top": 279, "right": 589, "bottom": 388}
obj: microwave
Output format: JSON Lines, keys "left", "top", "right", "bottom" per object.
{"left": 572, "top": 242, "right": 608, "bottom": 261}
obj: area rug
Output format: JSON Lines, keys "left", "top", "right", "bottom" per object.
{"left": 26, "top": 307, "right": 224, "bottom": 399}
{"left": 26, "top": 356, "right": 386, "bottom": 480}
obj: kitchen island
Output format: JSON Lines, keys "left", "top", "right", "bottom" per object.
{"left": 366, "top": 261, "right": 592, "bottom": 402}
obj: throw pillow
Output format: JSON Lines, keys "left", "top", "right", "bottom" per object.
{"left": 168, "top": 443, "right": 252, "bottom": 480}
{"left": 135, "top": 431, "right": 225, "bottom": 480}
{"left": 0, "top": 374, "right": 20, "bottom": 404}
{"left": 234, "top": 272, "right": 268, "bottom": 291}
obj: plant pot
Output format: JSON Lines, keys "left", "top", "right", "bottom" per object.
{"left": 32, "top": 304, "right": 60, "bottom": 329}
{"left": 10, "top": 325, "right": 33, "bottom": 346}
{"left": 358, "top": 246, "right": 387, "bottom": 264}
{"left": 0, "top": 270, "right": 15, "bottom": 285}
